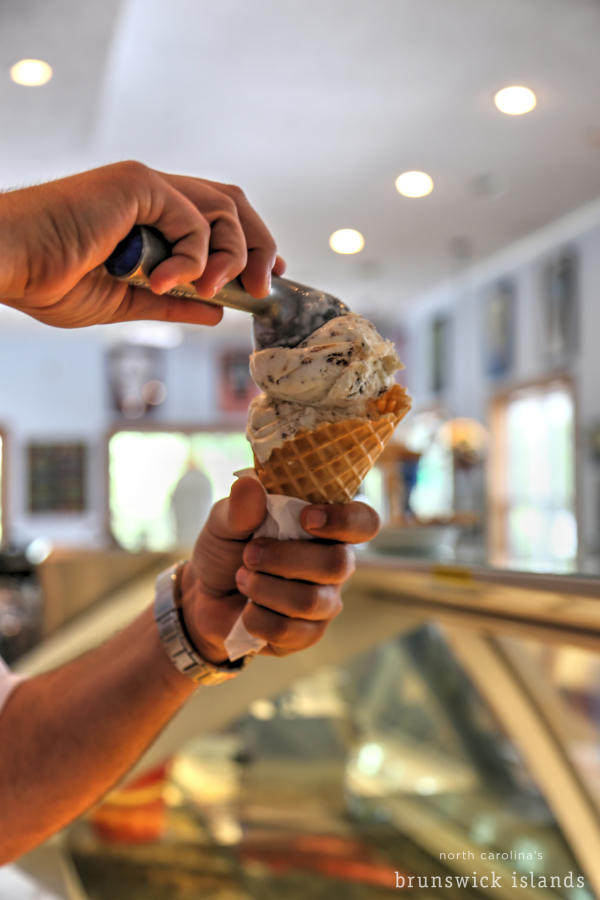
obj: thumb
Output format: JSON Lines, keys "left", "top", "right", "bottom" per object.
{"left": 189, "top": 477, "right": 267, "bottom": 600}
{"left": 209, "top": 476, "right": 267, "bottom": 540}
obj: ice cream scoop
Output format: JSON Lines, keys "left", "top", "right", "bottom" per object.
{"left": 105, "top": 226, "right": 349, "bottom": 349}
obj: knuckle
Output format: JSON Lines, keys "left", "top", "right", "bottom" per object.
{"left": 240, "top": 569, "right": 259, "bottom": 597}
{"left": 346, "top": 547, "right": 357, "bottom": 577}
{"left": 302, "top": 621, "right": 328, "bottom": 649}
{"left": 269, "top": 645, "right": 294, "bottom": 657}
{"left": 117, "top": 159, "right": 150, "bottom": 183}
{"left": 326, "top": 588, "right": 344, "bottom": 619}
{"left": 229, "top": 243, "right": 248, "bottom": 270}
{"left": 223, "top": 182, "right": 246, "bottom": 203}
{"left": 362, "top": 503, "right": 381, "bottom": 538}
{"left": 218, "top": 193, "right": 238, "bottom": 215}
{"left": 329, "top": 544, "right": 354, "bottom": 581}
{"left": 243, "top": 539, "right": 271, "bottom": 570}
{"left": 296, "top": 585, "right": 322, "bottom": 617}
{"left": 260, "top": 234, "right": 277, "bottom": 258}
{"left": 265, "top": 614, "right": 292, "bottom": 643}
{"left": 207, "top": 496, "right": 228, "bottom": 527}
{"left": 194, "top": 217, "right": 212, "bottom": 240}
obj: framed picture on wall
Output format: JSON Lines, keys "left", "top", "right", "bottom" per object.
{"left": 107, "top": 343, "right": 166, "bottom": 420}
{"left": 219, "top": 348, "right": 258, "bottom": 412}
{"left": 484, "top": 278, "right": 516, "bottom": 378}
{"left": 430, "top": 314, "right": 451, "bottom": 394}
{"left": 541, "top": 247, "right": 578, "bottom": 363}
{"left": 28, "top": 442, "right": 87, "bottom": 513}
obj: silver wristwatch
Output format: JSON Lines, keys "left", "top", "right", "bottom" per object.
{"left": 154, "top": 562, "right": 251, "bottom": 686}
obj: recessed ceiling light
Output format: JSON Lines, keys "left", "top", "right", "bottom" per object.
{"left": 494, "top": 85, "right": 536, "bottom": 115}
{"left": 395, "top": 170, "right": 434, "bottom": 198}
{"left": 10, "top": 58, "right": 53, "bottom": 87}
{"left": 329, "top": 228, "right": 365, "bottom": 255}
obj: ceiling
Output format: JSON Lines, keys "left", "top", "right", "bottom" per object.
{"left": 2, "top": 0, "right": 600, "bottom": 325}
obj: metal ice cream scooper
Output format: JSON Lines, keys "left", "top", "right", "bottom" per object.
{"left": 105, "top": 225, "right": 349, "bottom": 349}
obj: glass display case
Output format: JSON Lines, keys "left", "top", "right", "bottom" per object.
{"left": 13, "top": 553, "right": 600, "bottom": 899}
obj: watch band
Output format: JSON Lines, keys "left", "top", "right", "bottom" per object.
{"left": 154, "top": 562, "right": 251, "bottom": 686}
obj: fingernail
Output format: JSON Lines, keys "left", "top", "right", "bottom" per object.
{"left": 245, "top": 543, "right": 263, "bottom": 567}
{"left": 236, "top": 567, "right": 249, "bottom": 587}
{"left": 154, "top": 278, "right": 177, "bottom": 295}
{"left": 212, "top": 277, "right": 229, "bottom": 295}
{"left": 305, "top": 508, "right": 327, "bottom": 529}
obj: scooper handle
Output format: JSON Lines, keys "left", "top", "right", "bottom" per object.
{"left": 105, "top": 225, "right": 273, "bottom": 315}
{"left": 105, "top": 225, "right": 349, "bottom": 348}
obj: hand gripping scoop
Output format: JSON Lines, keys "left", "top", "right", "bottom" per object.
{"left": 105, "top": 226, "right": 349, "bottom": 349}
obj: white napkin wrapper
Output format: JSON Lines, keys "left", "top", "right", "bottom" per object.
{"left": 224, "top": 469, "right": 312, "bottom": 661}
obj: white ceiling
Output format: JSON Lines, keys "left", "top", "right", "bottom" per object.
{"left": 2, "top": 0, "right": 600, "bottom": 324}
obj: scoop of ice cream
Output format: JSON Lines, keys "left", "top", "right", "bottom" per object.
{"left": 247, "top": 313, "right": 403, "bottom": 463}
{"left": 250, "top": 313, "right": 401, "bottom": 409}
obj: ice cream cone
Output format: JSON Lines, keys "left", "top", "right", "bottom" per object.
{"left": 254, "top": 384, "right": 411, "bottom": 503}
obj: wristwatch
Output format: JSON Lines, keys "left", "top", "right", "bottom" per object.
{"left": 154, "top": 562, "right": 251, "bottom": 686}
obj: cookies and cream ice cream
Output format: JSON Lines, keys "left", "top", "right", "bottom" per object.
{"left": 247, "top": 313, "right": 404, "bottom": 464}
{"left": 227, "top": 312, "right": 409, "bottom": 661}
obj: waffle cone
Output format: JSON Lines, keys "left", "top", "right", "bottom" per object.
{"left": 254, "top": 383, "right": 411, "bottom": 503}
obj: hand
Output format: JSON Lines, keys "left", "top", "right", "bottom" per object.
{"left": 180, "top": 476, "right": 380, "bottom": 663}
{"left": 0, "top": 161, "right": 285, "bottom": 329}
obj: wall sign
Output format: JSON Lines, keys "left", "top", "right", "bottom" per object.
{"left": 484, "top": 279, "right": 516, "bottom": 379}
{"left": 28, "top": 442, "right": 87, "bottom": 513}
{"left": 541, "top": 248, "right": 578, "bottom": 363}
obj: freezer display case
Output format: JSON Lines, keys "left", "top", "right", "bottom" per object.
{"left": 14, "top": 554, "right": 596, "bottom": 899}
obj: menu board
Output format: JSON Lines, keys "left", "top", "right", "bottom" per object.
{"left": 28, "top": 442, "right": 87, "bottom": 513}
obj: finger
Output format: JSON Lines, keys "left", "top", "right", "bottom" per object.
{"left": 300, "top": 501, "right": 381, "bottom": 544}
{"left": 207, "top": 476, "right": 267, "bottom": 541}
{"left": 236, "top": 568, "right": 343, "bottom": 621}
{"left": 243, "top": 538, "right": 355, "bottom": 585}
{"left": 242, "top": 603, "right": 330, "bottom": 655}
{"left": 158, "top": 175, "right": 277, "bottom": 298}
{"left": 139, "top": 172, "right": 248, "bottom": 294}
{"left": 186, "top": 478, "right": 266, "bottom": 599}
{"left": 272, "top": 255, "right": 287, "bottom": 276}
{"left": 180, "top": 581, "right": 250, "bottom": 663}
{"left": 139, "top": 182, "right": 213, "bottom": 294}
{"left": 208, "top": 183, "right": 278, "bottom": 298}
{"left": 118, "top": 285, "right": 224, "bottom": 326}
{"left": 191, "top": 214, "right": 248, "bottom": 299}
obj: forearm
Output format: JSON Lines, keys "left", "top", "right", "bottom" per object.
{"left": 0, "top": 606, "right": 195, "bottom": 863}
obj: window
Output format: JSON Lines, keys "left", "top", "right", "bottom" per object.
{"left": 108, "top": 430, "right": 253, "bottom": 551}
{"left": 489, "top": 380, "right": 577, "bottom": 572}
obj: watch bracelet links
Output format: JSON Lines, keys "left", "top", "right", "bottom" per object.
{"left": 154, "top": 562, "right": 251, "bottom": 685}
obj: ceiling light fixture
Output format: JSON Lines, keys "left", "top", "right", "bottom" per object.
{"left": 494, "top": 85, "right": 536, "bottom": 115}
{"left": 395, "top": 170, "right": 434, "bottom": 198}
{"left": 329, "top": 228, "right": 365, "bottom": 255}
{"left": 9, "top": 58, "right": 53, "bottom": 86}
